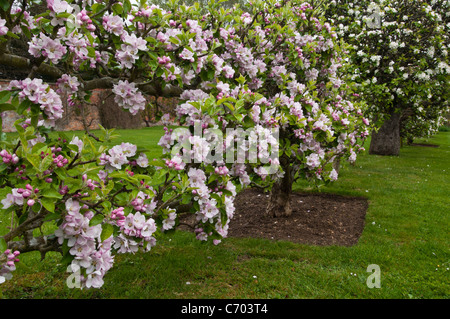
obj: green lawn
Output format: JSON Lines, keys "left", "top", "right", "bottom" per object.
{"left": 0, "top": 127, "right": 449, "bottom": 299}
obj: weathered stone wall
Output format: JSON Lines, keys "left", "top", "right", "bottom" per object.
{"left": 1, "top": 81, "right": 102, "bottom": 132}
{"left": 0, "top": 80, "right": 179, "bottom": 132}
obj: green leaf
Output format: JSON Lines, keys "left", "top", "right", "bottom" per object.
{"left": 181, "top": 193, "right": 191, "bottom": 204}
{"left": 0, "top": 238, "right": 7, "bottom": 253}
{"left": 56, "top": 12, "right": 72, "bottom": 19}
{"left": 43, "top": 187, "right": 63, "bottom": 199}
{"left": 41, "top": 197, "right": 55, "bottom": 213}
{"left": 101, "top": 201, "right": 111, "bottom": 211}
{"left": 210, "top": 192, "right": 222, "bottom": 203}
{"left": 60, "top": 249, "right": 74, "bottom": 266}
{"left": 236, "top": 74, "right": 246, "bottom": 85}
{"left": 87, "top": 46, "right": 96, "bottom": 58}
{"left": 31, "top": 142, "right": 47, "bottom": 154}
{"left": 100, "top": 223, "right": 114, "bottom": 242}
{"left": 102, "top": 180, "right": 115, "bottom": 196}
{"left": 31, "top": 202, "right": 42, "bottom": 213}
{"left": 112, "top": 2, "right": 123, "bottom": 14}
{"left": 43, "top": 212, "right": 61, "bottom": 222}
{"left": 91, "top": 3, "right": 106, "bottom": 14}
{"left": 221, "top": 189, "right": 233, "bottom": 196}
{"left": 0, "top": 91, "right": 11, "bottom": 103}
{"left": 89, "top": 214, "right": 104, "bottom": 227}
{"left": 26, "top": 153, "right": 41, "bottom": 170}
{"left": 6, "top": 31, "right": 19, "bottom": 39}
{"left": 123, "top": 0, "right": 132, "bottom": 13}
{"left": 0, "top": 0, "right": 10, "bottom": 11}
{"left": 17, "top": 99, "right": 32, "bottom": 115}
{"left": 39, "top": 155, "right": 54, "bottom": 173}
{"left": 235, "top": 99, "right": 245, "bottom": 111}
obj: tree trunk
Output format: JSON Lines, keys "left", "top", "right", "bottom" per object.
{"left": 332, "top": 158, "right": 341, "bottom": 174}
{"left": 266, "top": 160, "right": 293, "bottom": 217}
{"left": 369, "top": 111, "right": 401, "bottom": 156}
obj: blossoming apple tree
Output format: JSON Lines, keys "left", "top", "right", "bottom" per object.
{"left": 325, "top": 0, "right": 450, "bottom": 155}
{"left": 0, "top": 0, "right": 369, "bottom": 288}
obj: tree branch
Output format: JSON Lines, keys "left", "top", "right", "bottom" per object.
{"left": 7, "top": 235, "right": 62, "bottom": 260}
{"left": 0, "top": 53, "right": 63, "bottom": 79}
{"left": 0, "top": 53, "right": 184, "bottom": 98}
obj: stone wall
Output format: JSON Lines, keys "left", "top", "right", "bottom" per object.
{"left": 0, "top": 80, "right": 179, "bottom": 132}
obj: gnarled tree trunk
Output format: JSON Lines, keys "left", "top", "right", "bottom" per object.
{"left": 266, "top": 156, "right": 293, "bottom": 217}
{"left": 369, "top": 111, "right": 401, "bottom": 156}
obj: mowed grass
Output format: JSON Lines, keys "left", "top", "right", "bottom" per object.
{"left": 0, "top": 127, "right": 449, "bottom": 299}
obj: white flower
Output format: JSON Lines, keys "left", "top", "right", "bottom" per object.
{"left": 389, "top": 42, "right": 399, "bottom": 50}
{"left": 70, "top": 136, "right": 84, "bottom": 153}
{"left": 136, "top": 153, "right": 149, "bottom": 168}
{"left": 1, "top": 194, "right": 14, "bottom": 209}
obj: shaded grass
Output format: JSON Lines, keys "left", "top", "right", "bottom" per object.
{"left": 1, "top": 127, "right": 449, "bottom": 299}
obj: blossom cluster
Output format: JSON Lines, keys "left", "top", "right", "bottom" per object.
{"left": 9, "top": 78, "right": 64, "bottom": 122}
{"left": 99, "top": 142, "right": 148, "bottom": 171}
{"left": 0, "top": 150, "right": 19, "bottom": 165}
{"left": 109, "top": 207, "right": 157, "bottom": 255}
{"left": 1, "top": 185, "right": 39, "bottom": 209}
{"left": 116, "top": 33, "right": 148, "bottom": 69}
{"left": 0, "top": 18, "right": 8, "bottom": 36}
{"left": 130, "top": 191, "right": 157, "bottom": 214}
{"left": 0, "top": 250, "right": 20, "bottom": 284}
{"left": 187, "top": 167, "right": 235, "bottom": 243}
{"left": 55, "top": 199, "right": 115, "bottom": 289}
{"left": 28, "top": 33, "right": 68, "bottom": 64}
{"left": 112, "top": 80, "right": 147, "bottom": 115}
{"left": 56, "top": 74, "right": 81, "bottom": 96}
{"left": 118, "top": 212, "right": 157, "bottom": 242}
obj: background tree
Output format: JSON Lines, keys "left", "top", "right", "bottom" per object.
{"left": 325, "top": 0, "right": 450, "bottom": 156}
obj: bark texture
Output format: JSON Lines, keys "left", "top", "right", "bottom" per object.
{"left": 266, "top": 156, "right": 293, "bottom": 217}
{"left": 369, "top": 111, "right": 402, "bottom": 156}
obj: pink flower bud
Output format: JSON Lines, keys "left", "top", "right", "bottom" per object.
{"left": 22, "top": 190, "right": 32, "bottom": 198}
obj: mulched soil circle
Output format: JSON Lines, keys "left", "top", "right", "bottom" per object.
{"left": 228, "top": 188, "right": 369, "bottom": 246}
{"left": 410, "top": 143, "right": 439, "bottom": 148}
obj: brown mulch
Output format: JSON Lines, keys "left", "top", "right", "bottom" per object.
{"left": 410, "top": 143, "right": 439, "bottom": 148}
{"left": 228, "top": 188, "right": 369, "bottom": 247}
